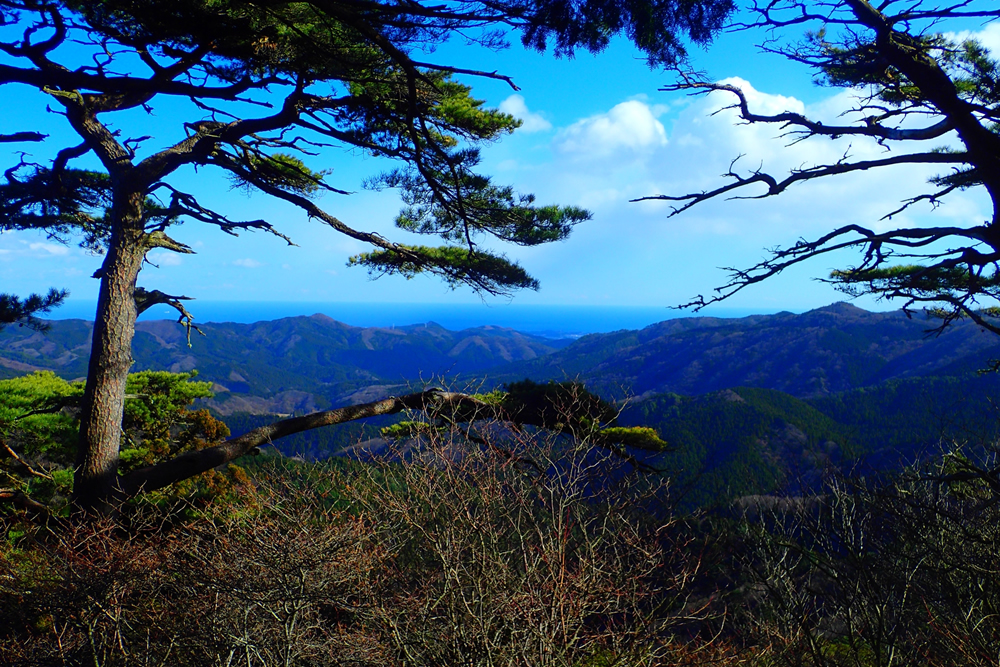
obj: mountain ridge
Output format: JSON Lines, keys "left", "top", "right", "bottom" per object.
{"left": 2, "top": 303, "right": 996, "bottom": 414}
{"left": 0, "top": 316, "right": 569, "bottom": 413}
{"left": 488, "top": 302, "right": 999, "bottom": 399}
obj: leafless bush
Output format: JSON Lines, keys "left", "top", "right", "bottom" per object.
{"left": 1, "top": 387, "right": 718, "bottom": 667}
{"left": 2, "top": 515, "right": 182, "bottom": 666}
{"left": 1, "top": 481, "right": 389, "bottom": 666}
{"left": 353, "top": 396, "right": 709, "bottom": 667}
{"left": 735, "top": 461, "right": 1000, "bottom": 667}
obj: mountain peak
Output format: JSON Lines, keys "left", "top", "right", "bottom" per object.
{"left": 307, "top": 313, "right": 344, "bottom": 326}
{"left": 807, "top": 302, "right": 869, "bottom": 316}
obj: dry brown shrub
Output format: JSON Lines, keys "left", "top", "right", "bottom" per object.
{"left": 352, "top": 405, "right": 711, "bottom": 666}
{"left": 1, "top": 480, "right": 389, "bottom": 666}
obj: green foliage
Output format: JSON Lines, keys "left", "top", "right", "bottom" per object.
{"left": 377, "top": 380, "right": 669, "bottom": 461}
{"left": 517, "top": 0, "right": 735, "bottom": 66}
{"left": 0, "top": 289, "right": 67, "bottom": 332}
{"left": 0, "top": 372, "right": 81, "bottom": 503}
{"left": 501, "top": 378, "right": 618, "bottom": 430}
{"left": 0, "top": 167, "right": 112, "bottom": 251}
{"left": 0, "top": 371, "right": 81, "bottom": 454}
{"left": 64, "top": 0, "right": 389, "bottom": 80}
{"left": 619, "top": 388, "right": 852, "bottom": 509}
{"left": 368, "top": 130, "right": 591, "bottom": 250}
{"left": 118, "top": 371, "right": 229, "bottom": 474}
{"left": 350, "top": 244, "right": 541, "bottom": 293}
{"left": 379, "top": 420, "right": 437, "bottom": 440}
{"left": 818, "top": 30, "right": 1000, "bottom": 110}
{"left": 833, "top": 264, "right": 1000, "bottom": 301}
{"left": 596, "top": 426, "right": 668, "bottom": 451}
{"left": 348, "top": 73, "right": 521, "bottom": 148}
{"left": 810, "top": 373, "right": 1000, "bottom": 457}
{"left": 228, "top": 153, "right": 328, "bottom": 196}
{"left": 0, "top": 370, "right": 233, "bottom": 506}
{"left": 614, "top": 373, "right": 1000, "bottom": 510}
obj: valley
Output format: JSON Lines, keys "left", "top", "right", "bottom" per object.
{"left": 3, "top": 302, "right": 996, "bottom": 507}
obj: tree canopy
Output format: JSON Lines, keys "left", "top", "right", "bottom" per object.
{"left": 0, "top": 0, "right": 732, "bottom": 509}
{"left": 0, "top": 288, "right": 65, "bottom": 330}
{"left": 638, "top": 0, "right": 1000, "bottom": 332}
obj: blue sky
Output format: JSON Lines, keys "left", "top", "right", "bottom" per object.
{"left": 2, "top": 13, "right": 998, "bottom": 320}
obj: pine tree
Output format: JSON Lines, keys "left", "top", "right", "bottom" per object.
{"left": 0, "top": 0, "right": 731, "bottom": 509}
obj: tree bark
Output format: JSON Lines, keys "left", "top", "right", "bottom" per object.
{"left": 73, "top": 191, "right": 147, "bottom": 511}
{"left": 846, "top": 0, "right": 1000, "bottom": 228}
{"left": 119, "top": 389, "right": 487, "bottom": 498}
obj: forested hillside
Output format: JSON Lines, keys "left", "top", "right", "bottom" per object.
{"left": 617, "top": 374, "right": 1000, "bottom": 509}
{"left": 1, "top": 304, "right": 994, "bottom": 415}
{"left": 5, "top": 303, "right": 995, "bottom": 501}
{"left": 494, "top": 302, "right": 1000, "bottom": 398}
{"left": 0, "top": 315, "right": 569, "bottom": 413}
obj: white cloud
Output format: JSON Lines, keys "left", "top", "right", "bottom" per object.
{"left": 498, "top": 94, "right": 552, "bottom": 133}
{"left": 715, "top": 77, "right": 805, "bottom": 116}
{"left": 29, "top": 242, "right": 69, "bottom": 256}
{"left": 233, "top": 258, "right": 262, "bottom": 268}
{"left": 945, "top": 23, "right": 1000, "bottom": 57}
{"left": 146, "top": 250, "right": 183, "bottom": 267}
{"left": 509, "top": 77, "right": 984, "bottom": 285}
{"left": 669, "top": 79, "right": 906, "bottom": 187}
{"left": 555, "top": 100, "right": 667, "bottom": 159}
{"left": 670, "top": 80, "right": 985, "bottom": 238}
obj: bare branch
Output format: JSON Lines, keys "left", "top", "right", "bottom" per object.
{"left": 677, "top": 222, "right": 996, "bottom": 310}
{"left": 119, "top": 388, "right": 482, "bottom": 498}
{"left": 632, "top": 152, "right": 967, "bottom": 215}
{"left": 0, "top": 488, "right": 51, "bottom": 515}
{"left": 1, "top": 439, "right": 53, "bottom": 481}
{"left": 661, "top": 79, "right": 956, "bottom": 142}
{"left": 0, "top": 132, "right": 46, "bottom": 143}
{"left": 147, "top": 184, "right": 298, "bottom": 244}
{"left": 409, "top": 60, "right": 521, "bottom": 90}
{"left": 133, "top": 287, "right": 205, "bottom": 346}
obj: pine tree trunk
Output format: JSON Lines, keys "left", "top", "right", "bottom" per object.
{"left": 73, "top": 192, "right": 146, "bottom": 511}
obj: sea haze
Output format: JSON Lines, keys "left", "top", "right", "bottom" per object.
{"left": 52, "top": 300, "right": 781, "bottom": 339}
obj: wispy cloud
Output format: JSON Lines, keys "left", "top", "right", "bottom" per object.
{"left": 506, "top": 78, "right": 984, "bottom": 285}
{"left": 232, "top": 258, "right": 263, "bottom": 268}
{"left": 146, "top": 250, "right": 183, "bottom": 267}
{"left": 29, "top": 242, "right": 69, "bottom": 256}
{"left": 499, "top": 94, "right": 552, "bottom": 133}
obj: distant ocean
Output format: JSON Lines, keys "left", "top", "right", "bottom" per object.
{"left": 51, "top": 300, "right": 787, "bottom": 339}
